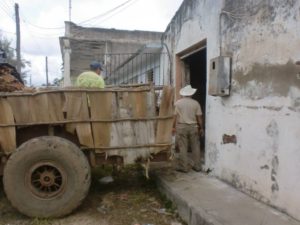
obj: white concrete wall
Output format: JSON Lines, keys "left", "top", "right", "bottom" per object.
{"left": 163, "top": 0, "right": 300, "bottom": 220}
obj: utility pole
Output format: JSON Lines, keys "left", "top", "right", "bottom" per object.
{"left": 15, "top": 3, "right": 21, "bottom": 74}
{"left": 45, "top": 56, "right": 49, "bottom": 87}
{"left": 69, "top": 0, "right": 72, "bottom": 21}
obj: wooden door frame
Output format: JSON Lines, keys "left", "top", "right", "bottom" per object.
{"left": 175, "top": 39, "right": 207, "bottom": 100}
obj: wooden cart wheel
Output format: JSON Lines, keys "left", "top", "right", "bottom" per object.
{"left": 3, "top": 136, "right": 91, "bottom": 218}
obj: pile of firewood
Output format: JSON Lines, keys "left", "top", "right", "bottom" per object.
{"left": 0, "top": 64, "right": 24, "bottom": 92}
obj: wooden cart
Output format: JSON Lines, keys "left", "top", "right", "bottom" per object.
{"left": 0, "top": 84, "right": 174, "bottom": 218}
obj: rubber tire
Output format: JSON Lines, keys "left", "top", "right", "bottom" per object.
{"left": 3, "top": 136, "right": 91, "bottom": 218}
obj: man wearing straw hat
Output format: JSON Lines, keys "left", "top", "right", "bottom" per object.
{"left": 173, "top": 85, "right": 204, "bottom": 172}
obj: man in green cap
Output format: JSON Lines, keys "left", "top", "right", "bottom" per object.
{"left": 76, "top": 61, "right": 105, "bottom": 88}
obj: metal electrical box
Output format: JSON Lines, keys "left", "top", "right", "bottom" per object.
{"left": 208, "top": 56, "right": 231, "bottom": 96}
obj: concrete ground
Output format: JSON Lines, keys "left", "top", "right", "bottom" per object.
{"left": 153, "top": 167, "right": 300, "bottom": 225}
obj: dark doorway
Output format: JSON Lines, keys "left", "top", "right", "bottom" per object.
{"left": 183, "top": 48, "right": 207, "bottom": 164}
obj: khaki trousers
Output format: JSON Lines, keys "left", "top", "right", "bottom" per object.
{"left": 176, "top": 124, "right": 201, "bottom": 171}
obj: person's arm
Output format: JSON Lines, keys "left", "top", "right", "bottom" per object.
{"left": 172, "top": 114, "right": 177, "bottom": 135}
{"left": 95, "top": 76, "right": 105, "bottom": 88}
{"left": 196, "top": 114, "right": 204, "bottom": 136}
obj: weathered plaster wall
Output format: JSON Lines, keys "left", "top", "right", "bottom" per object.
{"left": 163, "top": 0, "right": 300, "bottom": 220}
{"left": 66, "top": 22, "right": 162, "bottom": 44}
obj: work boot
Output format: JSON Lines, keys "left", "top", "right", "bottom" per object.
{"left": 175, "top": 166, "right": 189, "bottom": 173}
{"left": 192, "top": 166, "right": 202, "bottom": 172}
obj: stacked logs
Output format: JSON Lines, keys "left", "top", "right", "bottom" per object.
{"left": 0, "top": 64, "right": 24, "bottom": 92}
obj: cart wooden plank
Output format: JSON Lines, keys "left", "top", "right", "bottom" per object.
{"left": 7, "top": 96, "right": 31, "bottom": 123}
{"left": 89, "top": 92, "right": 113, "bottom": 148}
{"left": 0, "top": 98, "right": 16, "bottom": 153}
{"left": 65, "top": 92, "right": 94, "bottom": 147}
{"left": 155, "top": 86, "right": 174, "bottom": 144}
{"left": 47, "top": 92, "right": 65, "bottom": 122}
{"left": 29, "top": 94, "right": 49, "bottom": 122}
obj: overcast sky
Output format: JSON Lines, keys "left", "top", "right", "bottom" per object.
{"left": 0, "top": 0, "right": 183, "bottom": 85}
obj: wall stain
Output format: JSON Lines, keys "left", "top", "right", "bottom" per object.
{"left": 223, "top": 0, "right": 298, "bottom": 29}
{"left": 260, "top": 165, "right": 269, "bottom": 170}
{"left": 271, "top": 156, "right": 279, "bottom": 192}
{"left": 263, "top": 106, "right": 283, "bottom": 111}
{"left": 222, "top": 134, "right": 237, "bottom": 144}
{"left": 265, "top": 120, "right": 280, "bottom": 193}
{"left": 207, "top": 143, "right": 219, "bottom": 165}
{"left": 289, "top": 95, "right": 300, "bottom": 112}
{"left": 272, "top": 182, "right": 279, "bottom": 192}
{"left": 266, "top": 120, "right": 279, "bottom": 138}
{"left": 231, "top": 173, "right": 243, "bottom": 189}
{"left": 227, "top": 172, "right": 268, "bottom": 203}
{"left": 234, "top": 61, "right": 300, "bottom": 98}
{"left": 232, "top": 105, "right": 283, "bottom": 111}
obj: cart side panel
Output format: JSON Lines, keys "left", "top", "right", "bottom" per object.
{"left": 0, "top": 98, "right": 16, "bottom": 154}
{"left": 89, "top": 92, "right": 113, "bottom": 148}
{"left": 0, "top": 85, "right": 174, "bottom": 164}
{"left": 65, "top": 92, "right": 94, "bottom": 148}
{"left": 29, "top": 94, "right": 49, "bottom": 122}
{"left": 7, "top": 96, "right": 31, "bottom": 123}
{"left": 129, "top": 91, "right": 155, "bottom": 145}
{"left": 47, "top": 93, "right": 65, "bottom": 122}
{"left": 156, "top": 86, "right": 174, "bottom": 144}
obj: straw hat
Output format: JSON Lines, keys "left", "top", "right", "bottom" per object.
{"left": 179, "top": 85, "right": 197, "bottom": 96}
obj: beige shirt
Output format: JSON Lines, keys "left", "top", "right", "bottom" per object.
{"left": 174, "top": 97, "right": 202, "bottom": 124}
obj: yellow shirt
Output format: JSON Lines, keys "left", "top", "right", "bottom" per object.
{"left": 76, "top": 71, "right": 105, "bottom": 88}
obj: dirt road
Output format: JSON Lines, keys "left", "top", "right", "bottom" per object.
{"left": 0, "top": 165, "right": 183, "bottom": 225}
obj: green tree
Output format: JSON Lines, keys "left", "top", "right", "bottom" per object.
{"left": 0, "top": 34, "right": 31, "bottom": 84}
{"left": 51, "top": 77, "right": 63, "bottom": 86}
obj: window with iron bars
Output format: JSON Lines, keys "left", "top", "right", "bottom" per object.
{"left": 147, "top": 69, "right": 154, "bottom": 84}
{"left": 101, "top": 52, "right": 168, "bottom": 86}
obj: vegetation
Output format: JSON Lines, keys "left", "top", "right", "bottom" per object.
{"left": 0, "top": 34, "right": 31, "bottom": 84}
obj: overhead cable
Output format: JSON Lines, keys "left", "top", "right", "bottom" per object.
{"left": 78, "top": 0, "right": 135, "bottom": 25}
{"left": 22, "top": 20, "right": 65, "bottom": 30}
{"left": 0, "top": 3, "right": 15, "bottom": 20}
{"left": 86, "top": 0, "right": 139, "bottom": 27}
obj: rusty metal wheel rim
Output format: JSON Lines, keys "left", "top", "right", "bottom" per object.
{"left": 26, "top": 162, "right": 67, "bottom": 199}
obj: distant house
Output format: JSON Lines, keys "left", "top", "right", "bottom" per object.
{"left": 59, "top": 22, "right": 165, "bottom": 86}
{"left": 162, "top": 0, "right": 300, "bottom": 221}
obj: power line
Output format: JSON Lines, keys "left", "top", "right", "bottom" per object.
{"left": 5, "top": 0, "right": 15, "bottom": 6}
{"left": 17, "top": 2, "right": 64, "bottom": 30}
{"left": 87, "top": 0, "right": 140, "bottom": 27}
{"left": 15, "top": 5, "right": 61, "bottom": 51}
{"left": 21, "top": 22, "right": 46, "bottom": 52}
{"left": 78, "top": 0, "right": 136, "bottom": 25}
{"left": 1, "top": 0, "right": 14, "bottom": 15}
{"left": 0, "top": 3, "right": 15, "bottom": 20}
{"left": 18, "top": 12, "right": 63, "bottom": 37}
{"left": 0, "top": 28, "right": 16, "bottom": 35}
{"left": 8, "top": 0, "right": 15, "bottom": 5}
{"left": 2, "top": 0, "right": 15, "bottom": 21}
{"left": 0, "top": 10, "right": 15, "bottom": 25}
{"left": 22, "top": 19, "right": 65, "bottom": 30}
{"left": 20, "top": 20, "right": 63, "bottom": 36}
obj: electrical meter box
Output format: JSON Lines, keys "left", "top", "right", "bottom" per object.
{"left": 208, "top": 56, "right": 231, "bottom": 96}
